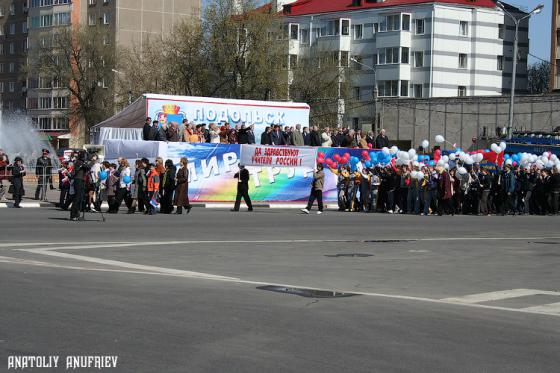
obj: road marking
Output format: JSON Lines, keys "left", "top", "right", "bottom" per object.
{"left": 523, "top": 302, "right": 560, "bottom": 315}
{"left": 20, "top": 248, "right": 240, "bottom": 281}
{"left": 2, "top": 236, "right": 559, "bottom": 251}
{"left": 442, "top": 289, "right": 560, "bottom": 304}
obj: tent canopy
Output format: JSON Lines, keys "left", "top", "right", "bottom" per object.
{"left": 93, "top": 96, "right": 147, "bottom": 129}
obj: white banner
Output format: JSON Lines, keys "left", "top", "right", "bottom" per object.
{"left": 239, "top": 144, "right": 317, "bottom": 169}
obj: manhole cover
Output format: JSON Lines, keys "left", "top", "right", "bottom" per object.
{"left": 324, "top": 253, "right": 374, "bottom": 258}
{"left": 257, "top": 285, "right": 359, "bottom": 298}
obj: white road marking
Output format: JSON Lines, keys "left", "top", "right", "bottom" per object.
{"left": 441, "top": 289, "right": 560, "bottom": 304}
{"left": 6, "top": 241, "right": 560, "bottom": 318}
{"left": 523, "top": 302, "right": 560, "bottom": 315}
{"left": 20, "top": 248, "right": 240, "bottom": 281}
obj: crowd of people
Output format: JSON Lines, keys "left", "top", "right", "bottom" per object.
{"left": 142, "top": 117, "right": 391, "bottom": 149}
{"left": 327, "top": 161, "right": 560, "bottom": 216}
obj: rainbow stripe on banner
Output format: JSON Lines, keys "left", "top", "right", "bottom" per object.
{"left": 166, "top": 143, "right": 383, "bottom": 203}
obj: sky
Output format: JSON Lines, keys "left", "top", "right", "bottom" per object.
{"left": 201, "top": 0, "right": 553, "bottom": 65}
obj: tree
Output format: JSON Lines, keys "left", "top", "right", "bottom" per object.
{"left": 527, "top": 61, "right": 551, "bottom": 94}
{"left": 116, "top": 0, "right": 286, "bottom": 104}
{"left": 30, "top": 25, "right": 115, "bottom": 143}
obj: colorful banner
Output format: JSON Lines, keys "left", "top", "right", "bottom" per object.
{"left": 239, "top": 144, "right": 317, "bottom": 169}
{"left": 165, "top": 142, "right": 382, "bottom": 203}
{"left": 145, "top": 94, "right": 310, "bottom": 141}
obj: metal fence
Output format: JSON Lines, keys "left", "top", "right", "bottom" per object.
{"left": 0, "top": 165, "right": 59, "bottom": 204}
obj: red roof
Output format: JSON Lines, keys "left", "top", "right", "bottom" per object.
{"left": 282, "top": 0, "right": 497, "bottom": 16}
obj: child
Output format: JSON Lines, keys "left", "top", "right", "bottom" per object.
{"left": 146, "top": 163, "right": 160, "bottom": 215}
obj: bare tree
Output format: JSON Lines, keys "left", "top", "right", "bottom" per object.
{"left": 30, "top": 25, "right": 115, "bottom": 142}
{"left": 527, "top": 61, "right": 551, "bottom": 94}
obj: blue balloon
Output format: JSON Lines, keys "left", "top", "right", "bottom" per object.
{"left": 123, "top": 175, "right": 131, "bottom": 184}
{"left": 428, "top": 160, "right": 435, "bottom": 167}
{"left": 504, "top": 154, "right": 510, "bottom": 160}
{"left": 369, "top": 152, "right": 377, "bottom": 162}
{"left": 350, "top": 156, "right": 359, "bottom": 165}
{"left": 512, "top": 154, "right": 520, "bottom": 162}
{"left": 99, "top": 171, "right": 108, "bottom": 181}
{"left": 455, "top": 148, "right": 462, "bottom": 153}
{"left": 364, "top": 161, "right": 372, "bottom": 168}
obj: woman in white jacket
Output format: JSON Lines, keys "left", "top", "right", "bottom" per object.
{"left": 209, "top": 123, "right": 221, "bottom": 144}
{"left": 110, "top": 158, "right": 131, "bottom": 213}
{"left": 321, "top": 127, "right": 333, "bottom": 147}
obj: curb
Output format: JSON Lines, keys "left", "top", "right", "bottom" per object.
{"left": 0, "top": 202, "right": 338, "bottom": 209}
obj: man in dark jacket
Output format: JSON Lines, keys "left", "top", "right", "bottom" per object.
{"left": 375, "top": 129, "right": 390, "bottom": 149}
{"left": 237, "top": 124, "right": 249, "bottom": 144}
{"left": 70, "top": 151, "right": 91, "bottom": 221}
{"left": 309, "top": 126, "right": 321, "bottom": 147}
{"left": 247, "top": 125, "right": 256, "bottom": 144}
{"left": 301, "top": 163, "right": 325, "bottom": 214}
{"left": 271, "top": 125, "right": 285, "bottom": 145}
{"left": 260, "top": 126, "right": 272, "bottom": 145}
{"left": 35, "top": 149, "right": 53, "bottom": 200}
{"left": 155, "top": 123, "right": 168, "bottom": 142}
{"left": 231, "top": 165, "right": 253, "bottom": 212}
{"left": 142, "top": 117, "right": 152, "bottom": 140}
{"left": 147, "top": 120, "right": 158, "bottom": 141}
{"left": 303, "top": 127, "right": 310, "bottom": 146}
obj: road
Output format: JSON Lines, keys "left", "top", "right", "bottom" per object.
{"left": 0, "top": 207, "right": 559, "bottom": 372}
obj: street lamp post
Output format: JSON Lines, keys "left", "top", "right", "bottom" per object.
{"left": 350, "top": 57, "right": 378, "bottom": 133}
{"left": 497, "top": 2, "right": 543, "bottom": 140}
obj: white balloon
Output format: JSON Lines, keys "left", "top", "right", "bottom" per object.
{"left": 390, "top": 146, "right": 399, "bottom": 155}
{"left": 442, "top": 155, "right": 449, "bottom": 163}
{"left": 421, "top": 140, "right": 430, "bottom": 149}
{"left": 399, "top": 151, "right": 410, "bottom": 160}
{"left": 474, "top": 153, "right": 484, "bottom": 162}
{"left": 458, "top": 167, "right": 467, "bottom": 175}
{"left": 449, "top": 154, "right": 456, "bottom": 161}
{"left": 546, "top": 160, "right": 554, "bottom": 168}
{"left": 444, "top": 163, "right": 450, "bottom": 170}
{"left": 542, "top": 152, "right": 550, "bottom": 159}
{"left": 413, "top": 155, "right": 419, "bottom": 161}
{"left": 492, "top": 144, "right": 502, "bottom": 154}
{"left": 413, "top": 161, "right": 420, "bottom": 168}
{"left": 382, "top": 147, "right": 390, "bottom": 155}
{"left": 465, "top": 156, "right": 474, "bottom": 165}
{"left": 437, "top": 160, "right": 445, "bottom": 167}
{"left": 408, "top": 149, "right": 417, "bottom": 158}
{"left": 416, "top": 172, "right": 425, "bottom": 180}
{"left": 499, "top": 141, "right": 507, "bottom": 151}
{"left": 505, "top": 159, "right": 513, "bottom": 166}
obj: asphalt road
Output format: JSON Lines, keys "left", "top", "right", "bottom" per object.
{"left": 0, "top": 207, "right": 559, "bottom": 372}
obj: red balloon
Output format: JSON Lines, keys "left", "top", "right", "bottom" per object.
{"left": 361, "top": 150, "right": 369, "bottom": 157}
{"left": 318, "top": 152, "right": 325, "bottom": 158}
{"left": 333, "top": 154, "right": 341, "bottom": 161}
{"left": 343, "top": 153, "right": 350, "bottom": 159}
{"left": 363, "top": 155, "right": 370, "bottom": 161}
{"left": 331, "top": 162, "right": 338, "bottom": 168}
{"left": 368, "top": 143, "right": 373, "bottom": 149}
{"left": 317, "top": 158, "right": 325, "bottom": 164}
{"left": 325, "top": 158, "right": 333, "bottom": 165}
{"left": 339, "top": 158, "right": 348, "bottom": 165}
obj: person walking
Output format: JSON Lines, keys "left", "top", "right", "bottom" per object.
{"left": 174, "top": 157, "right": 192, "bottom": 214}
{"left": 301, "top": 163, "right": 325, "bottom": 215}
{"left": 146, "top": 163, "right": 160, "bottom": 215}
{"left": 160, "top": 159, "right": 176, "bottom": 214}
{"left": 69, "top": 150, "right": 89, "bottom": 221}
{"left": 231, "top": 165, "right": 253, "bottom": 212}
{"left": 10, "top": 157, "right": 26, "bottom": 208}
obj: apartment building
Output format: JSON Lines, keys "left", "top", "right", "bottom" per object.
{"left": 277, "top": 0, "right": 530, "bottom": 128}
{"left": 0, "top": 0, "right": 28, "bottom": 113}
{"left": 25, "top": 0, "right": 200, "bottom": 138}
{"left": 552, "top": 0, "right": 559, "bottom": 90}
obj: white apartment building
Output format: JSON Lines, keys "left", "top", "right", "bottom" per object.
{"left": 276, "top": 0, "right": 529, "bottom": 127}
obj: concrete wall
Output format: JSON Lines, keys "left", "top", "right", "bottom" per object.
{"left": 378, "top": 94, "right": 560, "bottom": 151}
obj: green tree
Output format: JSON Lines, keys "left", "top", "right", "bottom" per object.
{"left": 527, "top": 61, "right": 551, "bottom": 94}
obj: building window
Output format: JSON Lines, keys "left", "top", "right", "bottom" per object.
{"left": 458, "top": 86, "right": 467, "bottom": 97}
{"left": 459, "top": 21, "right": 468, "bottom": 36}
{"left": 401, "top": 47, "right": 409, "bottom": 64}
{"left": 300, "top": 28, "right": 309, "bottom": 44}
{"left": 380, "top": 14, "right": 400, "bottom": 32}
{"left": 9, "top": 3, "right": 15, "bottom": 15}
{"left": 498, "top": 24, "right": 504, "bottom": 39}
{"left": 341, "top": 19, "right": 350, "bottom": 36}
{"left": 413, "top": 84, "right": 423, "bottom": 98}
{"left": 103, "top": 13, "right": 110, "bottom": 25}
{"left": 8, "top": 82, "right": 15, "bottom": 92}
{"left": 0, "top": 64, "right": 4, "bottom": 73}
{"left": 288, "top": 54, "right": 297, "bottom": 70}
{"left": 53, "top": 96, "right": 68, "bottom": 109}
{"left": 103, "top": 35, "right": 110, "bottom": 45}
{"left": 9, "top": 23, "right": 15, "bottom": 35}
{"left": 22, "top": 39, "right": 27, "bottom": 51}
{"left": 9, "top": 42, "right": 14, "bottom": 54}
{"left": 379, "top": 80, "right": 398, "bottom": 97}
{"left": 88, "top": 0, "right": 96, "bottom": 5}
{"left": 39, "top": 97, "right": 52, "bottom": 109}
{"left": 416, "top": 19, "right": 425, "bottom": 35}
{"left": 340, "top": 51, "right": 349, "bottom": 67}
{"left": 402, "top": 14, "right": 410, "bottom": 31}
{"left": 103, "top": 0, "right": 110, "bottom": 4}
{"left": 400, "top": 80, "right": 409, "bottom": 97}
{"left": 497, "top": 55, "right": 504, "bottom": 71}
{"left": 352, "top": 55, "right": 362, "bottom": 70}
{"left": 88, "top": 14, "right": 96, "bottom": 26}
{"left": 379, "top": 47, "right": 399, "bottom": 64}
{"left": 0, "top": 82, "right": 4, "bottom": 93}
{"left": 8, "top": 62, "right": 14, "bottom": 73}
{"left": 22, "top": 21, "right": 27, "bottom": 33}
{"left": 290, "top": 24, "right": 298, "bottom": 40}
{"left": 459, "top": 53, "right": 468, "bottom": 69}
{"left": 414, "top": 51, "right": 424, "bottom": 67}
{"left": 353, "top": 86, "right": 360, "bottom": 101}
{"left": 54, "top": 12, "right": 70, "bottom": 26}
{"left": 0, "top": 44, "right": 4, "bottom": 55}
{"left": 354, "top": 24, "right": 362, "bottom": 40}
{"left": 373, "top": 23, "right": 379, "bottom": 34}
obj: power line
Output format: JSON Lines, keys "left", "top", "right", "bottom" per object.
{"left": 528, "top": 53, "right": 560, "bottom": 69}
